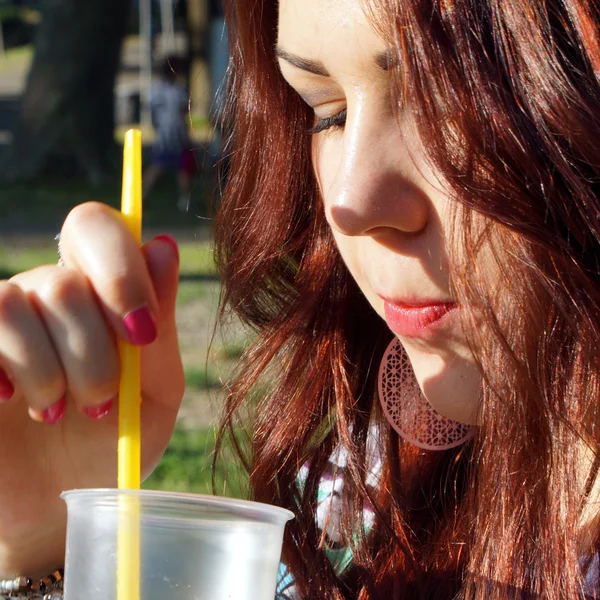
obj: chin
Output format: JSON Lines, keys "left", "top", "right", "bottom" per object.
{"left": 402, "top": 343, "right": 482, "bottom": 425}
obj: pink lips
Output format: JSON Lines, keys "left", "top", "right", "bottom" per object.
{"left": 383, "top": 301, "right": 457, "bottom": 338}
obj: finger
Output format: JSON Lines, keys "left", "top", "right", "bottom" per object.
{"left": 58, "top": 202, "right": 159, "bottom": 346}
{"left": 0, "top": 281, "right": 67, "bottom": 423}
{"left": 11, "top": 265, "right": 120, "bottom": 418}
{"left": 139, "top": 235, "right": 184, "bottom": 473}
{"left": 143, "top": 235, "right": 180, "bottom": 325}
{"left": 141, "top": 235, "right": 184, "bottom": 410}
{"left": 0, "top": 365, "right": 15, "bottom": 401}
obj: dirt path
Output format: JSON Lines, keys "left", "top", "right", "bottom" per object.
{"left": 176, "top": 283, "right": 222, "bottom": 429}
{"left": 175, "top": 281, "right": 247, "bottom": 430}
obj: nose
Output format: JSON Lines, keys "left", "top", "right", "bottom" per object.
{"left": 322, "top": 107, "right": 430, "bottom": 237}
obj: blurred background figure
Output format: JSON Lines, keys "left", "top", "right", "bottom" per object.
{"left": 142, "top": 55, "right": 195, "bottom": 212}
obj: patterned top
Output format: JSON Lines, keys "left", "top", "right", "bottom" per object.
{"left": 277, "top": 435, "right": 381, "bottom": 599}
{"left": 276, "top": 436, "right": 600, "bottom": 599}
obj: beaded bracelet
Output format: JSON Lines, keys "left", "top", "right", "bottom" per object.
{"left": 0, "top": 569, "right": 63, "bottom": 599}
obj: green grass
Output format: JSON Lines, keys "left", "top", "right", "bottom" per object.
{"left": 0, "top": 173, "right": 217, "bottom": 231}
{"left": 143, "top": 426, "right": 248, "bottom": 497}
{"left": 0, "top": 245, "right": 59, "bottom": 278}
{"left": 214, "top": 339, "right": 251, "bottom": 360}
{"left": 0, "top": 238, "right": 215, "bottom": 280}
{"left": 179, "top": 243, "right": 216, "bottom": 275}
{"left": 0, "top": 7, "right": 39, "bottom": 23}
{"left": 176, "top": 280, "right": 216, "bottom": 306}
{"left": 185, "top": 366, "right": 221, "bottom": 390}
{"left": 0, "top": 43, "right": 33, "bottom": 75}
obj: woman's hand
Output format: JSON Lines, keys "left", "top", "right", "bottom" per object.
{"left": 0, "top": 202, "right": 185, "bottom": 577}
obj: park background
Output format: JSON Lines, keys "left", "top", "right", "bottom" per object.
{"left": 0, "top": 0, "right": 245, "bottom": 495}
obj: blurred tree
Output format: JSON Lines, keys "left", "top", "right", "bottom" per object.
{"left": 0, "top": 0, "right": 131, "bottom": 184}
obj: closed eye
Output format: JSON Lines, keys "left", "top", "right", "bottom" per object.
{"left": 308, "top": 109, "right": 347, "bottom": 134}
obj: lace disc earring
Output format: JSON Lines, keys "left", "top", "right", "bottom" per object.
{"left": 377, "top": 338, "right": 475, "bottom": 450}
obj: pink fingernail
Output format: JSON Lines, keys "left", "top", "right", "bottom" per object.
{"left": 154, "top": 234, "right": 179, "bottom": 264}
{"left": 42, "top": 396, "right": 67, "bottom": 425}
{"left": 83, "top": 399, "right": 114, "bottom": 420}
{"left": 0, "top": 370, "right": 14, "bottom": 402}
{"left": 123, "top": 306, "right": 157, "bottom": 345}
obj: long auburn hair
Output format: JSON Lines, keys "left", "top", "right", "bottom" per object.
{"left": 214, "top": 1, "right": 600, "bottom": 598}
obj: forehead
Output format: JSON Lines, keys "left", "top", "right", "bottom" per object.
{"left": 277, "top": 0, "right": 384, "bottom": 61}
{"left": 278, "top": 0, "right": 365, "bottom": 27}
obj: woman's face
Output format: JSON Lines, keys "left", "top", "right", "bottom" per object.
{"left": 277, "top": 0, "right": 482, "bottom": 424}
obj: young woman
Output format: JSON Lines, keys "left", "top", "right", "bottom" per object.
{"left": 214, "top": 0, "right": 600, "bottom": 598}
{"left": 0, "top": 0, "right": 599, "bottom": 598}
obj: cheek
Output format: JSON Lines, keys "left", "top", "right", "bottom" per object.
{"left": 312, "top": 141, "right": 360, "bottom": 279}
{"left": 313, "top": 136, "right": 342, "bottom": 211}
{"left": 329, "top": 226, "right": 358, "bottom": 274}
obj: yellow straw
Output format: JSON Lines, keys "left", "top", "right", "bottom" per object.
{"left": 117, "top": 128, "right": 142, "bottom": 600}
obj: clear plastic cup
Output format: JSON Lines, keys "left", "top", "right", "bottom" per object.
{"left": 61, "top": 489, "right": 294, "bottom": 600}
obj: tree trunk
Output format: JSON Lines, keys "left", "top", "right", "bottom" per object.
{"left": 1, "top": 0, "right": 131, "bottom": 184}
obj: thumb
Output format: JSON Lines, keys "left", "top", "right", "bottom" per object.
{"left": 140, "top": 235, "right": 184, "bottom": 410}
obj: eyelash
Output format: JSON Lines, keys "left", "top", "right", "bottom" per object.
{"left": 308, "top": 109, "right": 347, "bottom": 134}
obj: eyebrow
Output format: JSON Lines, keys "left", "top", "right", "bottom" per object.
{"left": 275, "top": 48, "right": 330, "bottom": 76}
{"left": 374, "top": 49, "right": 396, "bottom": 71}
{"left": 275, "top": 47, "right": 394, "bottom": 76}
